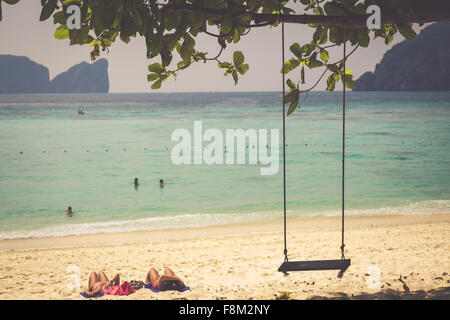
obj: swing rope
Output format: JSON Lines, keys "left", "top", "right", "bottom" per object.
{"left": 281, "top": 11, "right": 288, "bottom": 264}
{"left": 280, "top": 18, "right": 348, "bottom": 264}
{"left": 341, "top": 33, "right": 346, "bottom": 260}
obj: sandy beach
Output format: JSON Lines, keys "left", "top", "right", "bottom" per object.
{"left": 0, "top": 213, "right": 449, "bottom": 300}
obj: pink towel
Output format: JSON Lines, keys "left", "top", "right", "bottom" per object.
{"left": 104, "top": 281, "right": 135, "bottom": 296}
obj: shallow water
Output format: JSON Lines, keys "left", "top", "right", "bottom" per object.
{"left": 0, "top": 91, "right": 449, "bottom": 239}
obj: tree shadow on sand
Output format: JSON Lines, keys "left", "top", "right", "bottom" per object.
{"left": 308, "top": 286, "right": 450, "bottom": 300}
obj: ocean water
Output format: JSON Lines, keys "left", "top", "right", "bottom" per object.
{"left": 0, "top": 91, "right": 449, "bottom": 239}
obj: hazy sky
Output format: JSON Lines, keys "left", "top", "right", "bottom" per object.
{"left": 0, "top": 1, "right": 416, "bottom": 93}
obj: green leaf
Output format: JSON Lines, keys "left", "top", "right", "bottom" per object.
{"left": 329, "top": 28, "right": 344, "bottom": 44}
{"left": 187, "top": 12, "right": 205, "bottom": 30}
{"left": 319, "top": 27, "right": 328, "bottom": 44}
{"left": 232, "top": 28, "right": 240, "bottom": 43}
{"left": 164, "top": 12, "right": 180, "bottom": 31}
{"left": 385, "top": 33, "right": 394, "bottom": 45}
{"left": 236, "top": 13, "right": 252, "bottom": 27}
{"left": 323, "top": 3, "right": 349, "bottom": 16}
{"left": 233, "top": 51, "right": 244, "bottom": 66}
{"left": 281, "top": 58, "right": 300, "bottom": 74}
{"left": 232, "top": 69, "right": 238, "bottom": 85}
{"left": 286, "top": 79, "right": 296, "bottom": 90}
{"left": 130, "top": 0, "right": 143, "bottom": 28}
{"left": 313, "top": 27, "right": 322, "bottom": 43}
{"left": 40, "top": 0, "right": 58, "bottom": 21}
{"left": 53, "top": 10, "right": 65, "bottom": 24}
{"left": 290, "top": 43, "right": 302, "bottom": 58}
{"left": 121, "top": 14, "right": 137, "bottom": 43}
{"left": 313, "top": 7, "right": 323, "bottom": 15}
{"left": 307, "top": 60, "right": 323, "bottom": 69}
{"left": 68, "top": 24, "right": 91, "bottom": 45}
{"left": 148, "top": 63, "right": 164, "bottom": 74}
{"left": 334, "top": 73, "right": 341, "bottom": 82}
{"left": 218, "top": 62, "right": 231, "bottom": 68}
{"left": 343, "top": 74, "right": 356, "bottom": 89}
{"left": 175, "top": 42, "right": 182, "bottom": 54}
{"left": 327, "top": 64, "right": 339, "bottom": 72}
{"left": 147, "top": 73, "right": 159, "bottom": 81}
{"left": 151, "top": 79, "right": 163, "bottom": 89}
{"left": 262, "top": 0, "right": 278, "bottom": 13}
{"left": 320, "top": 49, "right": 329, "bottom": 62}
{"left": 161, "top": 50, "right": 172, "bottom": 67}
{"left": 398, "top": 24, "right": 417, "bottom": 40}
{"left": 165, "top": 34, "right": 179, "bottom": 52}
{"left": 180, "top": 35, "right": 195, "bottom": 61}
{"left": 148, "top": 38, "right": 162, "bottom": 57}
{"left": 177, "top": 59, "right": 191, "bottom": 70}
{"left": 327, "top": 74, "right": 336, "bottom": 91}
{"left": 281, "top": 6, "right": 295, "bottom": 15}
{"left": 283, "top": 89, "right": 299, "bottom": 103}
{"left": 236, "top": 63, "right": 249, "bottom": 75}
{"left": 301, "top": 43, "right": 312, "bottom": 55}
{"left": 287, "top": 97, "right": 299, "bottom": 116}
{"left": 221, "top": 13, "right": 233, "bottom": 34}
{"left": 54, "top": 25, "right": 69, "bottom": 39}
{"left": 357, "top": 30, "right": 370, "bottom": 47}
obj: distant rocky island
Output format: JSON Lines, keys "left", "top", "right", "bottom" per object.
{"left": 0, "top": 55, "right": 109, "bottom": 94}
{"left": 355, "top": 22, "right": 450, "bottom": 91}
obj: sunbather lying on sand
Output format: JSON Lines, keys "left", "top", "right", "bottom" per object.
{"left": 145, "top": 267, "right": 185, "bottom": 291}
{"left": 84, "top": 271, "right": 120, "bottom": 296}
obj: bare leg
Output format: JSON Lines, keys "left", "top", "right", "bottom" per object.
{"left": 158, "top": 268, "right": 185, "bottom": 290}
{"left": 111, "top": 273, "right": 120, "bottom": 285}
{"left": 146, "top": 268, "right": 160, "bottom": 284}
{"left": 88, "top": 272, "right": 100, "bottom": 289}
{"left": 164, "top": 268, "right": 184, "bottom": 286}
{"left": 98, "top": 271, "right": 109, "bottom": 283}
{"left": 163, "top": 267, "right": 176, "bottom": 277}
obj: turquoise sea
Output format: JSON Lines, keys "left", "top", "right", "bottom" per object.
{"left": 0, "top": 91, "right": 449, "bottom": 239}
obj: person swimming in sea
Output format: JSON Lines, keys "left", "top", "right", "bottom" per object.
{"left": 65, "top": 206, "right": 73, "bottom": 217}
{"left": 159, "top": 179, "right": 164, "bottom": 189}
{"left": 134, "top": 177, "right": 139, "bottom": 190}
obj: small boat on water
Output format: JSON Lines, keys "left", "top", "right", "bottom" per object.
{"left": 78, "top": 108, "right": 85, "bottom": 115}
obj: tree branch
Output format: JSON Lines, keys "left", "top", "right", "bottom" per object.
{"left": 165, "top": 1, "right": 450, "bottom": 29}
{"left": 300, "top": 44, "right": 360, "bottom": 93}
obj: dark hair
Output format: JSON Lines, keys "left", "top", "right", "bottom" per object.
{"left": 68, "top": 206, "right": 72, "bottom": 210}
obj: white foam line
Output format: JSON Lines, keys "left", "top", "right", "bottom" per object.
{"left": 0, "top": 200, "right": 449, "bottom": 240}
{"left": 0, "top": 212, "right": 267, "bottom": 240}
